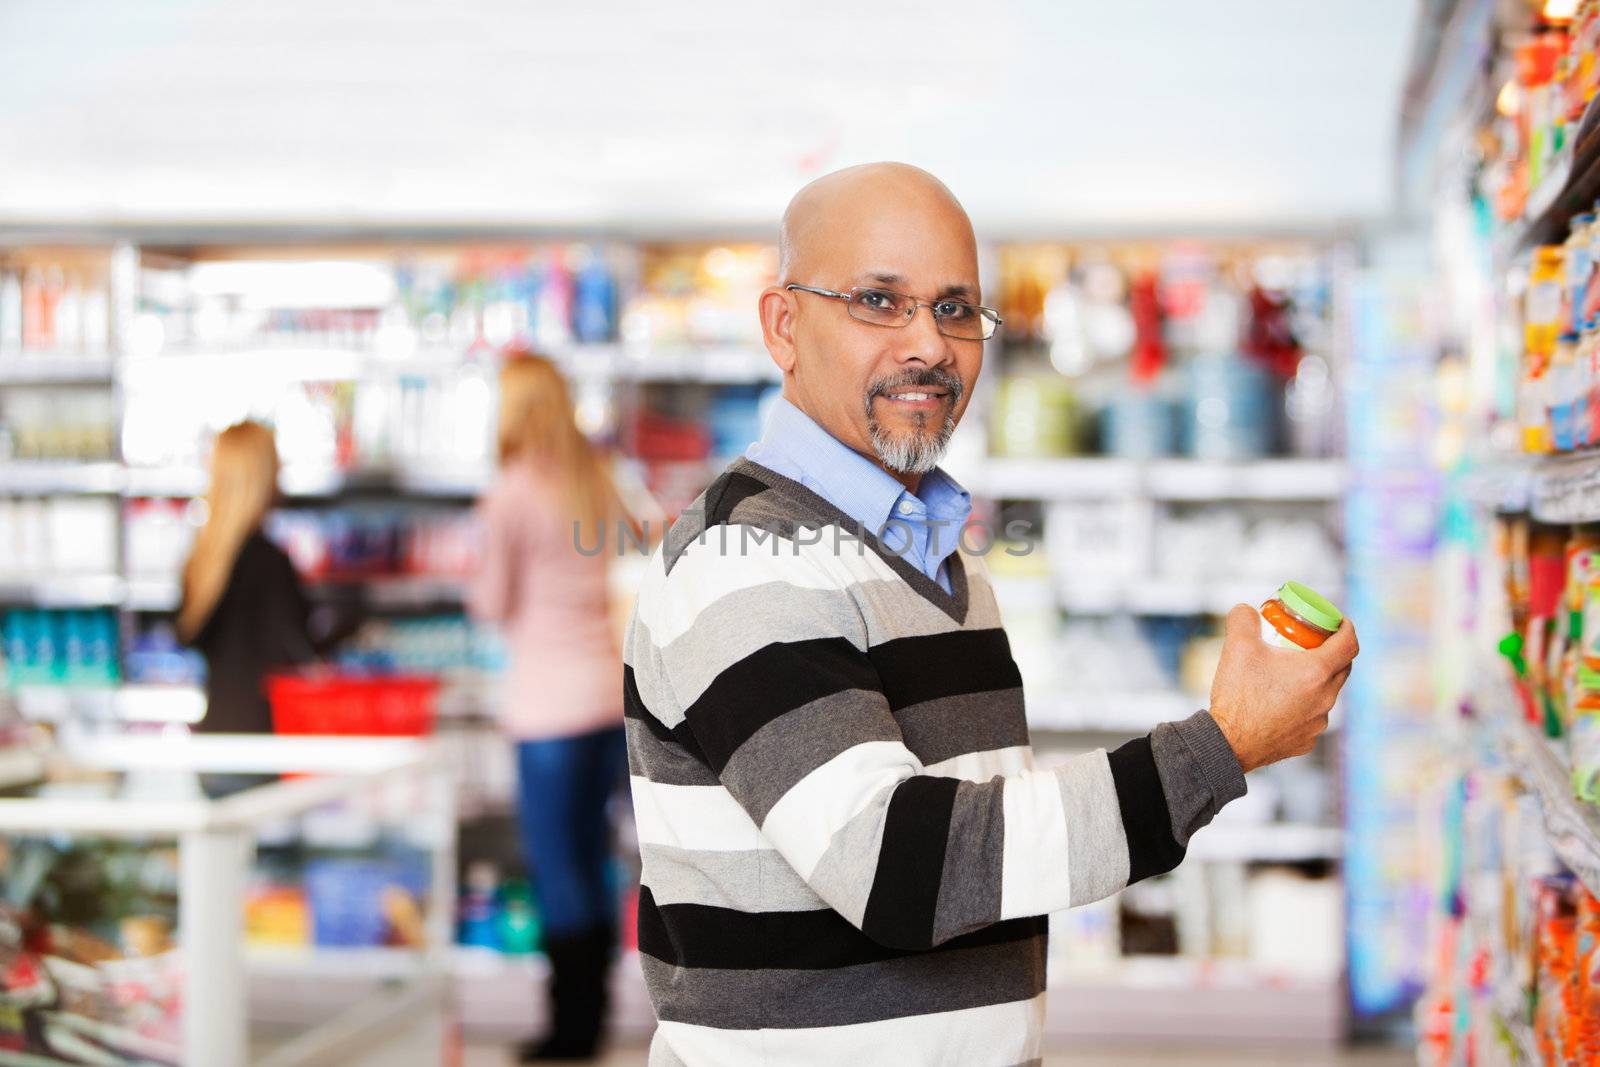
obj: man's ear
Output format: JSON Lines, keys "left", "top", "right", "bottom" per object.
{"left": 758, "top": 286, "right": 798, "bottom": 374}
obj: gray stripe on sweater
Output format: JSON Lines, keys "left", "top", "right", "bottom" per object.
{"left": 722, "top": 690, "right": 902, "bottom": 826}
{"left": 625, "top": 718, "right": 720, "bottom": 788}
{"left": 639, "top": 937, "right": 1048, "bottom": 1030}
{"left": 1150, "top": 709, "right": 1248, "bottom": 846}
{"left": 657, "top": 581, "right": 868, "bottom": 709}
{"left": 640, "top": 843, "right": 825, "bottom": 911}
{"left": 893, "top": 691, "right": 1032, "bottom": 767}
{"left": 931, "top": 777, "right": 1006, "bottom": 943}
{"left": 1057, "top": 750, "right": 1131, "bottom": 906}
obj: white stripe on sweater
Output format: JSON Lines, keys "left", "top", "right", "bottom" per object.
{"left": 638, "top": 527, "right": 906, "bottom": 645}
{"left": 998, "top": 768, "right": 1075, "bottom": 920}
{"left": 631, "top": 777, "right": 768, "bottom": 854}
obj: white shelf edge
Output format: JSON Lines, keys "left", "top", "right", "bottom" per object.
{"left": 973, "top": 458, "right": 1347, "bottom": 502}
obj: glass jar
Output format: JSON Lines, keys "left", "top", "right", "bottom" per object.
{"left": 1259, "top": 581, "right": 1343, "bottom": 651}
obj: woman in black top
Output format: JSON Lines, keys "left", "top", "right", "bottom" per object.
{"left": 176, "top": 421, "right": 316, "bottom": 733}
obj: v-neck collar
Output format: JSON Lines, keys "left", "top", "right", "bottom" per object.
{"left": 728, "top": 457, "right": 970, "bottom": 625}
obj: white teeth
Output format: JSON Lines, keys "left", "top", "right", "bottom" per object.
{"left": 891, "top": 392, "right": 933, "bottom": 401}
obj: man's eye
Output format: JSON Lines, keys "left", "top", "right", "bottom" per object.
{"left": 857, "top": 289, "right": 901, "bottom": 311}
{"left": 935, "top": 301, "right": 972, "bottom": 319}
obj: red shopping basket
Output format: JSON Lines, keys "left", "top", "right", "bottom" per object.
{"left": 266, "top": 671, "right": 439, "bottom": 736}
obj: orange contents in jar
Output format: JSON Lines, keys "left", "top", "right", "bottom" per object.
{"left": 1260, "top": 597, "right": 1331, "bottom": 649}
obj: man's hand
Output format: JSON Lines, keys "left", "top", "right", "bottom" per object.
{"left": 1207, "top": 604, "right": 1358, "bottom": 774}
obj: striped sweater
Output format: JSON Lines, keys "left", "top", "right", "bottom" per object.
{"left": 623, "top": 458, "right": 1246, "bottom": 1067}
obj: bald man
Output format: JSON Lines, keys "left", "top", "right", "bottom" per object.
{"left": 621, "top": 163, "right": 1357, "bottom": 1066}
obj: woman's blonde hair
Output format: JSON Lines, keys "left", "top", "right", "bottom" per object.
{"left": 176, "top": 420, "right": 280, "bottom": 642}
{"left": 497, "top": 351, "right": 617, "bottom": 535}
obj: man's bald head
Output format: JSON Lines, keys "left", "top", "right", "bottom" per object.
{"left": 777, "top": 162, "right": 976, "bottom": 285}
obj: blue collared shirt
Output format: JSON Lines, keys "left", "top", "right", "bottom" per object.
{"left": 744, "top": 396, "right": 972, "bottom": 593}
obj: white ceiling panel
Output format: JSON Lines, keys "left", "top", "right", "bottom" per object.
{"left": 0, "top": 0, "right": 1418, "bottom": 235}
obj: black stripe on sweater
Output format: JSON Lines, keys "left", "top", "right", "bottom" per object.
{"left": 1106, "top": 734, "right": 1186, "bottom": 883}
{"left": 860, "top": 775, "right": 960, "bottom": 950}
{"left": 636, "top": 886, "right": 1046, "bottom": 969}
{"left": 681, "top": 637, "right": 881, "bottom": 773}
{"left": 623, "top": 664, "right": 713, "bottom": 769}
{"left": 868, "top": 629, "right": 1022, "bottom": 711}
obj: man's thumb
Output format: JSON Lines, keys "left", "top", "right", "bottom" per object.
{"left": 1224, "top": 603, "right": 1263, "bottom": 644}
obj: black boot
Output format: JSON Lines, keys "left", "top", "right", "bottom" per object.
{"left": 519, "top": 926, "right": 614, "bottom": 1062}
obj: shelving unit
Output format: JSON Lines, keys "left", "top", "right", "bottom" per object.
{"left": 0, "top": 733, "right": 455, "bottom": 1067}
{"left": 1488, "top": 696, "right": 1600, "bottom": 898}
{"left": 973, "top": 457, "right": 1347, "bottom": 502}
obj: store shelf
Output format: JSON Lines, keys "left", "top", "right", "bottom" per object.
{"left": 1492, "top": 711, "right": 1600, "bottom": 899}
{"left": 973, "top": 458, "right": 1345, "bottom": 502}
{"left": 121, "top": 342, "right": 778, "bottom": 388}
{"left": 0, "top": 358, "right": 116, "bottom": 385}
{"left": 1186, "top": 823, "right": 1343, "bottom": 863}
{"left": 1042, "top": 958, "right": 1344, "bottom": 1042}
{"left": 123, "top": 462, "right": 489, "bottom": 500}
{"left": 1528, "top": 450, "right": 1600, "bottom": 523}
{"left": 0, "top": 573, "right": 125, "bottom": 606}
{"left": 1053, "top": 574, "right": 1343, "bottom": 616}
{"left": 1029, "top": 690, "right": 1197, "bottom": 732}
{"left": 247, "top": 945, "right": 438, "bottom": 981}
{"left": 973, "top": 458, "right": 1141, "bottom": 500}
{"left": 0, "top": 460, "right": 124, "bottom": 494}
{"left": 11, "top": 683, "right": 205, "bottom": 723}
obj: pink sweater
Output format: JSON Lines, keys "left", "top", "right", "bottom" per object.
{"left": 468, "top": 462, "right": 624, "bottom": 741}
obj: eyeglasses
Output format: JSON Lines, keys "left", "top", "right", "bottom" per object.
{"left": 785, "top": 284, "right": 1002, "bottom": 341}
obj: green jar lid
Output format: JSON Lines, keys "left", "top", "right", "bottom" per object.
{"left": 1277, "top": 581, "right": 1343, "bottom": 633}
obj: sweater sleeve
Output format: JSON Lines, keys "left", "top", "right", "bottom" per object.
{"left": 467, "top": 483, "right": 521, "bottom": 624}
{"left": 630, "top": 535, "right": 1245, "bottom": 951}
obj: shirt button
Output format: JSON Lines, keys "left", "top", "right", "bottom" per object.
{"left": 897, "top": 500, "right": 915, "bottom": 515}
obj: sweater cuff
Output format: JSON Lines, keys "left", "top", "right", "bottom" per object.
{"left": 1149, "top": 710, "right": 1248, "bottom": 847}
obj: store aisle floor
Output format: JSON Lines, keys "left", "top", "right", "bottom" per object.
{"left": 464, "top": 1039, "right": 1416, "bottom": 1066}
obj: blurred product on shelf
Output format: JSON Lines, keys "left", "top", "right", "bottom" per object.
{"left": 1482, "top": 7, "right": 1598, "bottom": 224}
{"left": 2, "top": 609, "right": 119, "bottom": 686}
{"left": 0, "top": 836, "right": 183, "bottom": 1062}
{"left": 0, "top": 391, "right": 116, "bottom": 461}
{"left": 269, "top": 507, "right": 479, "bottom": 582}
{"left": 122, "top": 618, "right": 204, "bottom": 686}
{"left": 994, "top": 242, "right": 1337, "bottom": 462}
{"left": 0, "top": 253, "right": 114, "bottom": 363}
{"left": 0, "top": 497, "right": 118, "bottom": 579}
{"left": 132, "top": 245, "right": 623, "bottom": 359}
{"left": 621, "top": 244, "right": 773, "bottom": 347}
{"left": 457, "top": 862, "right": 542, "bottom": 957}
{"left": 335, "top": 615, "right": 505, "bottom": 680}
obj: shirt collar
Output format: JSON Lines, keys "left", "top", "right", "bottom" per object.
{"left": 745, "top": 395, "right": 970, "bottom": 537}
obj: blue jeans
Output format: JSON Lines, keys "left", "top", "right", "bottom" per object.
{"left": 514, "top": 725, "right": 627, "bottom": 939}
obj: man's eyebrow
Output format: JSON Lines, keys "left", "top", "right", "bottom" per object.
{"left": 859, "top": 272, "right": 979, "bottom": 300}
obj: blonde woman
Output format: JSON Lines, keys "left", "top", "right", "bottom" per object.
{"left": 468, "top": 351, "right": 631, "bottom": 1062}
{"left": 177, "top": 420, "right": 317, "bottom": 734}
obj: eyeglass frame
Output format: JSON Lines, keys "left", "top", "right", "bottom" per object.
{"left": 784, "top": 283, "right": 1003, "bottom": 340}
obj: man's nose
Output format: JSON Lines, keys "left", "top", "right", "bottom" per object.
{"left": 895, "top": 304, "right": 955, "bottom": 365}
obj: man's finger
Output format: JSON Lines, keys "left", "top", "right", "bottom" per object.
{"left": 1314, "top": 619, "right": 1359, "bottom": 668}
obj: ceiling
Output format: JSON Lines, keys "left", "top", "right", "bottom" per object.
{"left": 0, "top": 0, "right": 1419, "bottom": 238}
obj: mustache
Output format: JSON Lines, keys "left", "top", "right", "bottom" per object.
{"left": 865, "top": 367, "right": 965, "bottom": 405}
